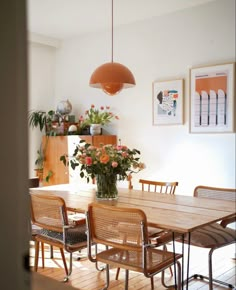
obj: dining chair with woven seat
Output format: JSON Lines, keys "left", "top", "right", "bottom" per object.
{"left": 139, "top": 179, "right": 179, "bottom": 239}
{"left": 116, "top": 179, "right": 179, "bottom": 283}
{"left": 86, "top": 202, "right": 182, "bottom": 290}
{"left": 183, "top": 185, "right": 236, "bottom": 290}
{"left": 30, "top": 193, "right": 87, "bottom": 282}
{"left": 29, "top": 178, "right": 47, "bottom": 268}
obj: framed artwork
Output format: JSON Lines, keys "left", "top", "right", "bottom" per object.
{"left": 152, "top": 79, "right": 184, "bottom": 125}
{"left": 190, "top": 62, "right": 235, "bottom": 133}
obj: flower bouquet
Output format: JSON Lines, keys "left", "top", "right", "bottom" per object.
{"left": 60, "top": 140, "right": 145, "bottom": 199}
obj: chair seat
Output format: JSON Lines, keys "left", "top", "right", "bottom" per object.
{"left": 97, "top": 247, "right": 182, "bottom": 275}
{"left": 187, "top": 223, "right": 236, "bottom": 248}
{"left": 39, "top": 224, "right": 87, "bottom": 245}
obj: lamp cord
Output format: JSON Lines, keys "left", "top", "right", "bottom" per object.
{"left": 111, "top": 0, "right": 113, "bottom": 62}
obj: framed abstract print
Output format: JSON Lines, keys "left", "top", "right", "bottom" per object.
{"left": 190, "top": 62, "right": 235, "bottom": 133}
{"left": 152, "top": 79, "right": 184, "bottom": 125}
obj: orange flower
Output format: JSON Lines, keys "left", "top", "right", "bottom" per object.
{"left": 100, "top": 154, "right": 110, "bottom": 164}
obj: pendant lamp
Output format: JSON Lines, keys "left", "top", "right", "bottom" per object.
{"left": 89, "top": 0, "right": 136, "bottom": 96}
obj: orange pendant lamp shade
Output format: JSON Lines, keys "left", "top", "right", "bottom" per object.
{"left": 89, "top": 0, "right": 135, "bottom": 96}
{"left": 89, "top": 62, "right": 135, "bottom": 95}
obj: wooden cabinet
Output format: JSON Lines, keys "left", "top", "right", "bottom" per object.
{"left": 42, "top": 135, "right": 117, "bottom": 186}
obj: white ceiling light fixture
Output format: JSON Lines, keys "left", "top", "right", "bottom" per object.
{"left": 89, "top": 0, "right": 136, "bottom": 96}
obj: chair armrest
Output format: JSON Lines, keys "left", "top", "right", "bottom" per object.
{"left": 220, "top": 215, "right": 236, "bottom": 228}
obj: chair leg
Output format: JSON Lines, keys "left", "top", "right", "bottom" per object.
{"left": 150, "top": 277, "right": 154, "bottom": 290}
{"left": 34, "top": 241, "right": 39, "bottom": 272}
{"left": 59, "top": 248, "right": 69, "bottom": 276}
{"left": 50, "top": 245, "right": 53, "bottom": 258}
{"left": 115, "top": 267, "right": 120, "bottom": 280}
{"left": 63, "top": 252, "right": 73, "bottom": 282}
{"left": 125, "top": 269, "right": 129, "bottom": 290}
{"left": 102, "top": 264, "right": 110, "bottom": 290}
{"left": 208, "top": 248, "right": 214, "bottom": 290}
{"left": 161, "top": 261, "right": 182, "bottom": 289}
{"left": 163, "top": 244, "right": 173, "bottom": 276}
{"left": 41, "top": 242, "right": 45, "bottom": 268}
{"left": 176, "top": 261, "right": 182, "bottom": 290}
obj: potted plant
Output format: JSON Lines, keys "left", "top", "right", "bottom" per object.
{"left": 80, "top": 104, "right": 119, "bottom": 135}
{"left": 28, "top": 109, "right": 59, "bottom": 135}
{"left": 34, "top": 142, "right": 53, "bottom": 183}
{"left": 34, "top": 143, "right": 44, "bottom": 181}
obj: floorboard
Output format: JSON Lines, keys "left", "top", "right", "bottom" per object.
{"left": 30, "top": 242, "right": 235, "bottom": 289}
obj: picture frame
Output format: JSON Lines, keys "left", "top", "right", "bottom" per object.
{"left": 152, "top": 79, "right": 184, "bottom": 125}
{"left": 190, "top": 62, "right": 235, "bottom": 133}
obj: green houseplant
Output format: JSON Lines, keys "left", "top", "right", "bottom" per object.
{"left": 28, "top": 109, "right": 58, "bottom": 135}
{"left": 34, "top": 142, "right": 53, "bottom": 183}
{"left": 28, "top": 110, "right": 56, "bottom": 182}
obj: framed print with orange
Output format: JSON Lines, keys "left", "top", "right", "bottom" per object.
{"left": 152, "top": 79, "right": 184, "bottom": 125}
{"left": 190, "top": 63, "right": 235, "bottom": 133}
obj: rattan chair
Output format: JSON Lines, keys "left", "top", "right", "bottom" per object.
{"left": 86, "top": 202, "right": 182, "bottom": 290}
{"left": 183, "top": 185, "right": 236, "bottom": 289}
{"left": 30, "top": 193, "right": 87, "bottom": 281}
{"left": 116, "top": 179, "right": 179, "bottom": 283}
{"left": 29, "top": 178, "right": 47, "bottom": 268}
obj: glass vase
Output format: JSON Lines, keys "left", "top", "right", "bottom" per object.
{"left": 96, "top": 174, "right": 118, "bottom": 200}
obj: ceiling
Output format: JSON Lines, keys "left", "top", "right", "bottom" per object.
{"left": 27, "top": 0, "right": 216, "bottom": 40}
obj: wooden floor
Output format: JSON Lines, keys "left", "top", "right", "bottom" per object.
{"left": 30, "top": 242, "right": 235, "bottom": 289}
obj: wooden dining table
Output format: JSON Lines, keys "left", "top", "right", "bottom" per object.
{"left": 30, "top": 183, "right": 235, "bottom": 234}
{"left": 30, "top": 183, "right": 236, "bottom": 289}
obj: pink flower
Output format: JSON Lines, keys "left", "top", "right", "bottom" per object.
{"left": 85, "top": 157, "right": 92, "bottom": 166}
{"left": 91, "top": 104, "right": 95, "bottom": 108}
{"left": 100, "top": 106, "right": 104, "bottom": 110}
{"left": 112, "top": 161, "right": 118, "bottom": 168}
{"left": 106, "top": 106, "right": 110, "bottom": 109}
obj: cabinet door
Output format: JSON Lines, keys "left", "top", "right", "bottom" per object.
{"left": 92, "top": 135, "right": 117, "bottom": 147}
{"left": 42, "top": 136, "right": 69, "bottom": 186}
{"left": 79, "top": 135, "right": 117, "bottom": 147}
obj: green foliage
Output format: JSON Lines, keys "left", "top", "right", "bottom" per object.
{"left": 28, "top": 109, "right": 58, "bottom": 135}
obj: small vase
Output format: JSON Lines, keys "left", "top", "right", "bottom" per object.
{"left": 90, "top": 124, "right": 102, "bottom": 135}
{"left": 96, "top": 174, "right": 118, "bottom": 200}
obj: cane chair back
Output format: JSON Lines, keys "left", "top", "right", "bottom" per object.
{"left": 136, "top": 179, "right": 180, "bottom": 283}
{"left": 194, "top": 185, "right": 236, "bottom": 225}
{"left": 29, "top": 178, "right": 47, "bottom": 268}
{"left": 186, "top": 185, "right": 236, "bottom": 289}
{"left": 139, "top": 179, "right": 179, "bottom": 238}
{"left": 139, "top": 179, "right": 178, "bottom": 194}
{"left": 86, "top": 203, "right": 182, "bottom": 290}
{"left": 30, "top": 193, "right": 87, "bottom": 281}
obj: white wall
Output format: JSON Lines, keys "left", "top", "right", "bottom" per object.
{"left": 29, "top": 0, "right": 236, "bottom": 194}
{"left": 28, "top": 42, "right": 57, "bottom": 176}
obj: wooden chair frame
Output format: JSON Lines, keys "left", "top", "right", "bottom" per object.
{"left": 139, "top": 179, "right": 178, "bottom": 194}
{"left": 30, "top": 193, "right": 87, "bottom": 282}
{"left": 86, "top": 202, "right": 182, "bottom": 290}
